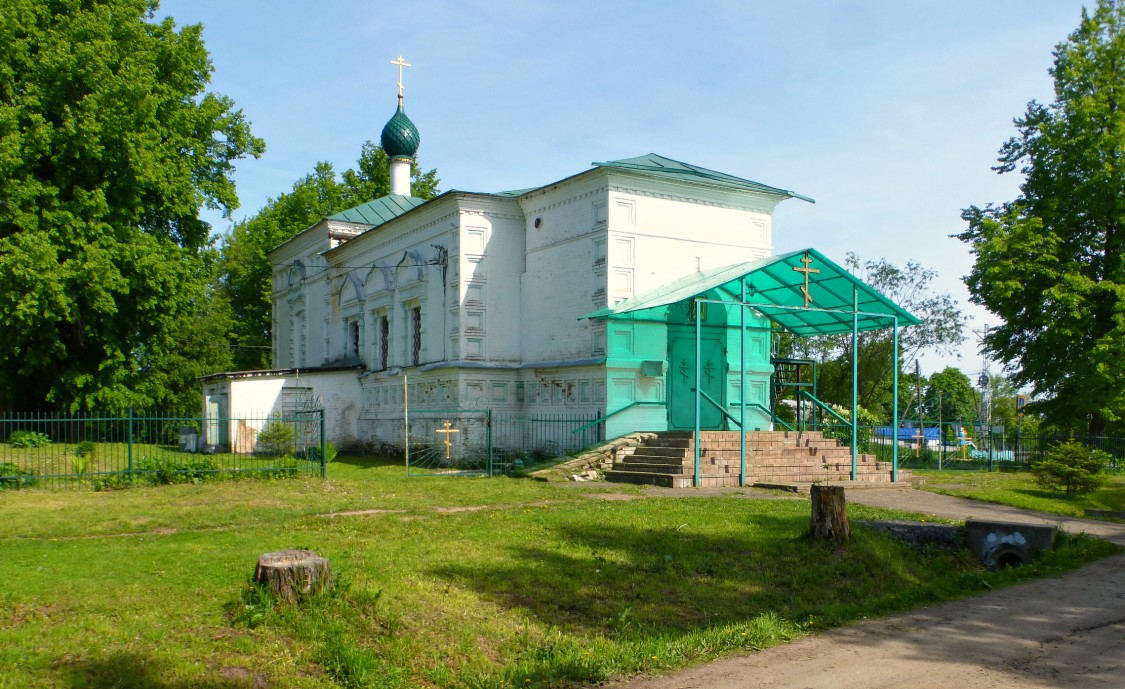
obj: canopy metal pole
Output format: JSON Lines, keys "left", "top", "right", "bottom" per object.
{"left": 404, "top": 371, "right": 409, "bottom": 475}
{"left": 740, "top": 281, "right": 747, "bottom": 486}
{"left": 694, "top": 299, "right": 702, "bottom": 487}
{"left": 892, "top": 316, "right": 899, "bottom": 482}
{"left": 851, "top": 287, "right": 858, "bottom": 480}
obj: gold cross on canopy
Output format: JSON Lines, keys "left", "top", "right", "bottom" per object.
{"left": 792, "top": 253, "right": 820, "bottom": 307}
{"left": 390, "top": 55, "right": 411, "bottom": 101}
{"left": 435, "top": 420, "right": 459, "bottom": 460}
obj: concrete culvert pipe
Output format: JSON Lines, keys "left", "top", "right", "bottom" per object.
{"left": 985, "top": 543, "right": 1028, "bottom": 570}
{"left": 965, "top": 520, "right": 1058, "bottom": 572}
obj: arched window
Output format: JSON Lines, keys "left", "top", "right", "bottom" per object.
{"left": 410, "top": 306, "right": 422, "bottom": 366}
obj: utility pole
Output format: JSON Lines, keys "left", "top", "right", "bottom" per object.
{"left": 974, "top": 326, "right": 993, "bottom": 471}
{"left": 915, "top": 360, "right": 924, "bottom": 457}
{"left": 938, "top": 390, "right": 943, "bottom": 470}
{"left": 1016, "top": 393, "right": 1026, "bottom": 464}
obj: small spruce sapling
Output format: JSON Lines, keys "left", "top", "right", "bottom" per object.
{"left": 1031, "top": 439, "right": 1109, "bottom": 497}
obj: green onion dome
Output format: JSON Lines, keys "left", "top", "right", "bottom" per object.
{"left": 380, "top": 104, "right": 420, "bottom": 160}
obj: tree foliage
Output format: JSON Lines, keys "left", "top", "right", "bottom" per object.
{"left": 805, "top": 253, "right": 966, "bottom": 418}
{"left": 923, "top": 367, "right": 978, "bottom": 424}
{"left": 0, "top": 0, "right": 263, "bottom": 412}
{"left": 220, "top": 143, "right": 439, "bottom": 370}
{"left": 1031, "top": 439, "right": 1108, "bottom": 497}
{"left": 959, "top": 0, "right": 1125, "bottom": 433}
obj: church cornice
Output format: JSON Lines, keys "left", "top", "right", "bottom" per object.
{"left": 453, "top": 193, "right": 524, "bottom": 220}
{"left": 459, "top": 205, "right": 524, "bottom": 222}
{"left": 518, "top": 173, "right": 607, "bottom": 217}
{"left": 607, "top": 172, "right": 782, "bottom": 214}
{"left": 609, "top": 185, "right": 777, "bottom": 215}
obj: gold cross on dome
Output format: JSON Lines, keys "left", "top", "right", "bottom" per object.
{"left": 435, "top": 420, "right": 459, "bottom": 459}
{"left": 792, "top": 252, "right": 820, "bottom": 308}
{"left": 390, "top": 55, "right": 412, "bottom": 101}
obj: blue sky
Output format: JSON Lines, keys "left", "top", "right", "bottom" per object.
{"left": 158, "top": 0, "right": 1093, "bottom": 379}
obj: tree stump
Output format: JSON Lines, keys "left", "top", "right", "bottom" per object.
{"left": 810, "top": 484, "right": 850, "bottom": 543}
{"left": 254, "top": 550, "right": 331, "bottom": 603}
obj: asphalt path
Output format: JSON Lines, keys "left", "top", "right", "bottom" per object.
{"left": 604, "top": 488, "right": 1125, "bottom": 689}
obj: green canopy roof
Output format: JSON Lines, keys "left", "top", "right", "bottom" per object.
{"left": 581, "top": 248, "right": 921, "bottom": 336}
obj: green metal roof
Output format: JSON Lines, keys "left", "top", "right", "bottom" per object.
{"left": 581, "top": 248, "right": 921, "bottom": 336}
{"left": 593, "top": 154, "right": 815, "bottom": 204}
{"left": 489, "top": 187, "right": 539, "bottom": 198}
{"left": 327, "top": 194, "right": 426, "bottom": 225}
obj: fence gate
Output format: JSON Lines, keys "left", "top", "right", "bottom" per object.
{"left": 405, "top": 409, "right": 492, "bottom": 477}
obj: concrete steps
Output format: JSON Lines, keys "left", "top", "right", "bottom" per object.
{"left": 603, "top": 430, "right": 912, "bottom": 488}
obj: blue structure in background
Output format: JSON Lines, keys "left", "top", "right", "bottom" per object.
{"left": 874, "top": 426, "right": 942, "bottom": 443}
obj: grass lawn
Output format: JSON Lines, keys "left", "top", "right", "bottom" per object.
{"left": 917, "top": 468, "right": 1125, "bottom": 518}
{"left": 0, "top": 457, "right": 1116, "bottom": 689}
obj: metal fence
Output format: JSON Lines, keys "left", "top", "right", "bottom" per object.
{"left": 860, "top": 423, "right": 1125, "bottom": 471}
{"left": 362, "top": 410, "right": 604, "bottom": 477}
{"left": 491, "top": 411, "right": 604, "bottom": 473}
{"left": 0, "top": 410, "right": 326, "bottom": 490}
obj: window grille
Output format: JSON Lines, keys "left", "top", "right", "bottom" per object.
{"left": 379, "top": 315, "right": 389, "bottom": 370}
{"left": 349, "top": 321, "right": 360, "bottom": 358}
{"left": 411, "top": 307, "right": 422, "bottom": 366}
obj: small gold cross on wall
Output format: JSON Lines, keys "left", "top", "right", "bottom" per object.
{"left": 792, "top": 253, "right": 820, "bottom": 308}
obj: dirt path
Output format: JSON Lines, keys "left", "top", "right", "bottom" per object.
{"left": 605, "top": 489, "right": 1125, "bottom": 689}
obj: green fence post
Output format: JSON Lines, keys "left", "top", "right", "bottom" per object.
{"left": 486, "top": 409, "right": 493, "bottom": 477}
{"left": 319, "top": 409, "right": 327, "bottom": 479}
{"left": 127, "top": 407, "right": 135, "bottom": 485}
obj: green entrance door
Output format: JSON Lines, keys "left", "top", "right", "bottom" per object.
{"left": 668, "top": 332, "right": 725, "bottom": 430}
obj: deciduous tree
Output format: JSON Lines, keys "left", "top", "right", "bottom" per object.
{"left": 0, "top": 0, "right": 263, "bottom": 411}
{"left": 924, "top": 367, "right": 978, "bottom": 425}
{"left": 959, "top": 0, "right": 1125, "bottom": 433}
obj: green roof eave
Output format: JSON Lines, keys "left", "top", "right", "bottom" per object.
{"left": 489, "top": 187, "right": 539, "bottom": 198}
{"left": 593, "top": 153, "right": 815, "bottom": 204}
{"left": 327, "top": 194, "right": 427, "bottom": 225}
{"left": 580, "top": 248, "right": 921, "bottom": 336}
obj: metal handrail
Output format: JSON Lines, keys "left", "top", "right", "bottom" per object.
{"left": 799, "top": 390, "right": 851, "bottom": 428}
{"left": 694, "top": 389, "right": 742, "bottom": 428}
{"left": 571, "top": 401, "right": 665, "bottom": 434}
{"left": 745, "top": 402, "right": 794, "bottom": 431}
{"left": 571, "top": 397, "right": 794, "bottom": 435}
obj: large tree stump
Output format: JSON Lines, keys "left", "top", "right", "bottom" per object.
{"left": 810, "top": 484, "right": 850, "bottom": 543}
{"left": 254, "top": 550, "right": 331, "bottom": 603}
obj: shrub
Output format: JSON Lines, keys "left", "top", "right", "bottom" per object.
{"left": 261, "top": 455, "right": 302, "bottom": 479}
{"left": 135, "top": 455, "right": 220, "bottom": 485}
{"left": 71, "top": 441, "right": 96, "bottom": 480}
{"left": 8, "top": 430, "right": 50, "bottom": 448}
{"left": 91, "top": 472, "right": 133, "bottom": 491}
{"left": 74, "top": 440, "right": 96, "bottom": 459}
{"left": 71, "top": 453, "right": 90, "bottom": 480}
{"left": 820, "top": 404, "right": 878, "bottom": 453}
{"left": 0, "top": 461, "right": 37, "bottom": 489}
{"left": 308, "top": 441, "right": 338, "bottom": 465}
{"left": 1031, "top": 439, "right": 1108, "bottom": 497}
{"left": 774, "top": 401, "right": 797, "bottom": 428}
{"left": 256, "top": 418, "right": 296, "bottom": 457}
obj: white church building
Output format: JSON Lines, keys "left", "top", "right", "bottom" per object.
{"left": 201, "top": 65, "right": 914, "bottom": 456}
